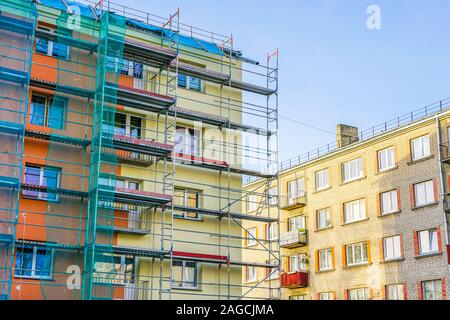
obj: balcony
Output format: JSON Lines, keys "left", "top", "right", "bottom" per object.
{"left": 280, "top": 230, "right": 307, "bottom": 248}
{"left": 440, "top": 142, "right": 450, "bottom": 164}
{"left": 280, "top": 272, "right": 308, "bottom": 288}
{"left": 279, "top": 195, "right": 306, "bottom": 210}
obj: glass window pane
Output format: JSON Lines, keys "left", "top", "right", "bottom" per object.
{"left": 36, "top": 37, "right": 49, "bottom": 55}
{"left": 48, "top": 98, "right": 65, "bottom": 129}
{"left": 15, "top": 247, "right": 33, "bottom": 276}
{"left": 34, "top": 248, "right": 52, "bottom": 277}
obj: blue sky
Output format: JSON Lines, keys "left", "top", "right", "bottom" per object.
{"left": 123, "top": 0, "right": 450, "bottom": 162}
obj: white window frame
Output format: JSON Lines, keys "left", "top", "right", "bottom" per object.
{"left": 348, "top": 288, "right": 370, "bottom": 300}
{"left": 383, "top": 235, "right": 402, "bottom": 261}
{"left": 317, "top": 208, "right": 331, "bottom": 230}
{"left": 266, "top": 223, "right": 278, "bottom": 241}
{"left": 342, "top": 158, "right": 363, "bottom": 182}
{"left": 343, "top": 199, "right": 366, "bottom": 224}
{"left": 318, "top": 249, "right": 332, "bottom": 272}
{"left": 15, "top": 245, "right": 54, "bottom": 280}
{"left": 36, "top": 26, "right": 70, "bottom": 59}
{"left": 246, "top": 228, "right": 257, "bottom": 247}
{"left": 171, "top": 260, "right": 200, "bottom": 289}
{"left": 422, "top": 280, "right": 443, "bottom": 300}
{"left": 386, "top": 284, "right": 405, "bottom": 300}
{"left": 246, "top": 266, "right": 257, "bottom": 283}
{"left": 23, "top": 165, "right": 61, "bottom": 201}
{"left": 289, "top": 295, "right": 307, "bottom": 300}
{"left": 378, "top": 147, "right": 395, "bottom": 172}
{"left": 319, "top": 292, "right": 334, "bottom": 300}
{"left": 380, "top": 190, "right": 399, "bottom": 215}
{"left": 287, "top": 178, "right": 305, "bottom": 203}
{"left": 267, "top": 187, "right": 278, "bottom": 206}
{"left": 175, "top": 126, "right": 201, "bottom": 156}
{"left": 288, "top": 215, "right": 305, "bottom": 232}
{"left": 267, "top": 259, "right": 279, "bottom": 280}
{"left": 414, "top": 180, "right": 435, "bottom": 207}
{"left": 418, "top": 229, "right": 439, "bottom": 255}
{"left": 411, "top": 135, "right": 431, "bottom": 161}
{"left": 247, "top": 194, "right": 257, "bottom": 212}
{"left": 109, "top": 112, "right": 143, "bottom": 138}
{"left": 346, "top": 242, "right": 369, "bottom": 267}
{"left": 289, "top": 254, "right": 307, "bottom": 273}
{"left": 315, "top": 169, "right": 329, "bottom": 191}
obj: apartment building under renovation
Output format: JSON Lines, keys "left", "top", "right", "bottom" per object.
{"left": 243, "top": 100, "right": 450, "bottom": 300}
{"left": 0, "top": 0, "right": 280, "bottom": 300}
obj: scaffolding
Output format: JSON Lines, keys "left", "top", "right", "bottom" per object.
{"left": 0, "top": 0, "right": 280, "bottom": 300}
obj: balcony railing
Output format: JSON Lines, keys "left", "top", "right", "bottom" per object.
{"left": 280, "top": 271, "right": 308, "bottom": 288}
{"left": 280, "top": 230, "right": 307, "bottom": 248}
{"left": 279, "top": 195, "right": 306, "bottom": 210}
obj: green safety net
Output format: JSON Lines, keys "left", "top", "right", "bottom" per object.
{"left": 0, "top": 0, "right": 37, "bottom": 300}
{"left": 39, "top": 5, "right": 97, "bottom": 300}
{"left": 84, "top": 11, "right": 126, "bottom": 300}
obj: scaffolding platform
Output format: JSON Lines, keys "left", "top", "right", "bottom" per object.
{"left": 15, "top": 239, "right": 83, "bottom": 251}
{"left": 0, "top": 13, "right": 34, "bottom": 34}
{"left": 174, "top": 205, "right": 277, "bottom": 223}
{"left": 0, "top": 121, "right": 24, "bottom": 135}
{"left": 96, "top": 244, "right": 169, "bottom": 259}
{"left": 96, "top": 225, "right": 150, "bottom": 236}
{"left": 30, "top": 78, "right": 93, "bottom": 98}
{"left": 25, "top": 129, "right": 91, "bottom": 147}
{"left": 175, "top": 62, "right": 277, "bottom": 96}
{"left": 0, "top": 67, "right": 29, "bottom": 85}
{"left": 0, "top": 176, "right": 19, "bottom": 188}
{"left": 107, "top": 134, "right": 173, "bottom": 157}
{"left": 0, "top": 234, "right": 13, "bottom": 244}
{"left": 21, "top": 183, "right": 89, "bottom": 198}
{"left": 98, "top": 187, "right": 172, "bottom": 207}
{"left": 122, "top": 38, "right": 177, "bottom": 68}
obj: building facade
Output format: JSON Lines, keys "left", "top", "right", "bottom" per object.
{"left": 244, "top": 105, "right": 450, "bottom": 300}
{"left": 0, "top": 0, "right": 279, "bottom": 300}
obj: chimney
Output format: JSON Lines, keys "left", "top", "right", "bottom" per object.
{"left": 336, "top": 124, "right": 359, "bottom": 148}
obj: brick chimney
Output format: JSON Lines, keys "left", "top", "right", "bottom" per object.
{"left": 336, "top": 124, "right": 359, "bottom": 148}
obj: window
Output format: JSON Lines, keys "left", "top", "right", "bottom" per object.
{"left": 267, "top": 259, "right": 279, "bottom": 280}
{"left": 30, "top": 94, "right": 66, "bottom": 129}
{"left": 288, "top": 215, "right": 305, "bottom": 232}
{"left": 267, "top": 187, "right": 278, "bottom": 206}
{"left": 289, "top": 295, "right": 307, "bottom": 300}
{"left": 342, "top": 158, "right": 363, "bottom": 182}
{"left": 414, "top": 180, "right": 435, "bottom": 207}
{"left": 266, "top": 223, "right": 278, "bottom": 241}
{"left": 386, "top": 284, "right": 405, "bottom": 300}
{"left": 319, "top": 292, "right": 334, "bottom": 300}
{"left": 174, "top": 188, "right": 200, "bottom": 219}
{"left": 422, "top": 280, "right": 443, "bottom": 300}
{"left": 380, "top": 190, "right": 399, "bottom": 215}
{"left": 99, "top": 176, "right": 140, "bottom": 191}
{"left": 289, "top": 254, "right": 307, "bottom": 273}
{"left": 411, "top": 135, "right": 431, "bottom": 161}
{"left": 246, "top": 228, "right": 257, "bottom": 247}
{"left": 246, "top": 266, "right": 257, "bottom": 282}
{"left": 346, "top": 242, "right": 369, "bottom": 266}
{"left": 178, "top": 73, "right": 201, "bottom": 91}
{"left": 347, "top": 288, "right": 370, "bottom": 300}
{"left": 418, "top": 229, "right": 439, "bottom": 255}
{"left": 318, "top": 249, "right": 333, "bottom": 272}
{"left": 343, "top": 199, "right": 366, "bottom": 224}
{"left": 378, "top": 147, "right": 395, "bottom": 172}
{"left": 93, "top": 253, "right": 135, "bottom": 285}
{"left": 287, "top": 178, "right": 305, "bottom": 203}
{"left": 172, "top": 260, "right": 199, "bottom": 289}
{"left": 315, "top": 169, "right": 329, "bottom": 191}
{"left": 383, "top": 235, "right": 402, "bottom": 261}
{"left": 103, "top": 112, "right": 142, "bottom": 139}
{"left": 175, "top": 126, "right": 201, "bottom": 156}
{"left": 23, "top": 165, "right": 60, "bottom": 201}
{"left": 36, "top": 26, "right": 70, "bottom": 59}
{"left": 247, "top": 194, "right": 257, "bottom": 212}
{"left": 317, "top": 208, "right": 331, "bottom": 230}
{"left": 15, "top": 245, "right": 53, "bottom": 279}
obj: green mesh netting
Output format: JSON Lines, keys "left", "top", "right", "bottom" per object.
{"left": 0, "top": 0, "right": 37, "bottom": 300}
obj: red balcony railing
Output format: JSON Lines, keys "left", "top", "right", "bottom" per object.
{"left": 280, "top": 272, "right": 308, "bottom": 288}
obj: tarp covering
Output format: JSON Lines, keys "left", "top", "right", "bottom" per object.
{"left": 38, "top": 0, "right": 224, "bottom": 55}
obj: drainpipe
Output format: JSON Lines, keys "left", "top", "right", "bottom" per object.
{"left": 435, "top": 116, "right": 450, "bottom": 250}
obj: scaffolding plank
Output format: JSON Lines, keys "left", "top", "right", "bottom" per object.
{"left": 0, "top": 176, "right": 19, "bottom": 188}
{"left": 98, "top": 187, "right": 172, "bottom": 207}
{"left": 0, "top": 120, "right": 24, "bottom": 135}
{"left": 0, "top": 66, "right": 29, "bottom": 85}
{"left": 25, "top": 129, "right": 91, "bottom": 147}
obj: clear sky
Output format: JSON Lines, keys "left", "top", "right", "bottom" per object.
{"left": 121, "top": 0, "right": 450, "bottom": 162}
